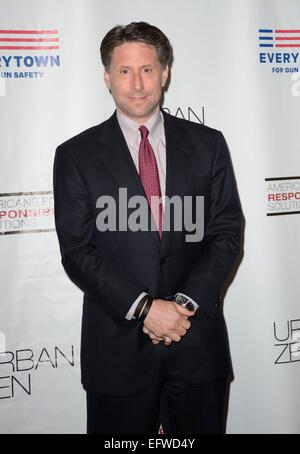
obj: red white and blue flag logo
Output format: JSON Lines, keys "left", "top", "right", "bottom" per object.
{"left": 0, "top": 28, "right": 61, "bottom": 81}
{"left": 0, "top": 29, "right": 59, "bottom": 51}
{"left": 259, "top": 29, "right": 300, "bottom": 48}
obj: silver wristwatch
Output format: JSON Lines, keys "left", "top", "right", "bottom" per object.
{"left": 174, "top": 293, "right": 198, "bottom": 312}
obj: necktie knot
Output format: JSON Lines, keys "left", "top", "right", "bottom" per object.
{"left": 139, "top": 125, "right": 149, "bottom": 140}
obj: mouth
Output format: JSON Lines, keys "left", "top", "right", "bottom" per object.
{"left": 129, "top": 96, "right": 147, "bottom": 101}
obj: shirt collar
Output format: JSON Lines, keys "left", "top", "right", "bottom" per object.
{"left": 116, "top": 107, "right": 164, "bottom": 147}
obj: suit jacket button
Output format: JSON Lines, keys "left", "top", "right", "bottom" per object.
{"left": 160, "top": 257, "right": 166, "bottom": 265}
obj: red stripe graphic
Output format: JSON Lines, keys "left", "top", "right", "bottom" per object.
{"left": 0, "top": 29, "right": 58, "bottom": 34}
{"left": 275, "top": 44, "right": 300, "bottom": 47}
{"left": 0, "top": 45, "right": 59, "bottom": 50}
{"left": 275, "top": 37, "right": 300, "bottom": 40}
{"left": 0, "top": 38, "right": 59, "bottom": 42}
{"left": 275, "top": 29, "right": 300, "bottom": 33}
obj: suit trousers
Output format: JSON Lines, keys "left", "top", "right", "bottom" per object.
{"left": 86, "top": 341, "right": 228, "bottom": 434}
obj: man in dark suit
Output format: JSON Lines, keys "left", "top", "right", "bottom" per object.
{"left": 53, "top": 21, "right": 243, "bottom": 434}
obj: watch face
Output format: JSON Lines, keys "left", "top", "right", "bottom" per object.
{"left": 175, "top": 295, "right": 195, "bottom": 311}
{"left": 176, "top": 295, "right": 184, "bottom": 304}
{"left": 183, "top": 301, "right": 195, "bottom": 312}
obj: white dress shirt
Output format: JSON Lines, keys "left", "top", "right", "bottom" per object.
{"left": 116, "top": 108, "right": 198, "bottom": 320}
{"left": 116, "top": 107, "right": 166, "bottom": 206}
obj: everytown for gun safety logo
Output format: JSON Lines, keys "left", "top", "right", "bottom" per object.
{"left": 259, "top": 28, "right": 300, "bottom": 74}
{"left": 0, "top": 28, "right": 61, "bottom": 80}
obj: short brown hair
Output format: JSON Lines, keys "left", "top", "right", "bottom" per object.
{"left": 100, "top": 21, "right": 172, "bottom": 70}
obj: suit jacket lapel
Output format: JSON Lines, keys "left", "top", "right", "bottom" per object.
{"left": 97, "top": 111, "right": 161, "bottom": 249}
{"left": 161, "top": 110, "right": 191, "bottom": 255}
{"left": 96, "top": 110, "right": 191, "bottom": 254}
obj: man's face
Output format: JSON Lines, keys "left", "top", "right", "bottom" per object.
{"left": 104, "top": 42, "right": 169, "bottom": 124}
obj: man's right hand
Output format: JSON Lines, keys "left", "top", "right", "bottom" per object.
{"left": 143, "top": 299, "right": 194, "bottom": 345}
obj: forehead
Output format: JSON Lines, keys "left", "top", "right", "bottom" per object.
{"left": 110, "top": 42, "right": 160, "bottom": 66}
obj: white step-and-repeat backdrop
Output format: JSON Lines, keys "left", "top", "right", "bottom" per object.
{"left": 0, "top": 0, "right": 299, "bottom": 434}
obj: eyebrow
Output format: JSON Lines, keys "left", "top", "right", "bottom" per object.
{"left": 119, "top": 64, "right": 154, "bottom": 68}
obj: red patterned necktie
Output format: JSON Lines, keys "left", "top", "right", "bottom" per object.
{"left": 138, "top": 125, "right": 162, "bottom": 239}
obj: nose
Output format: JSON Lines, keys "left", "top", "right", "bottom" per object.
{"left": 132, "top": 71, "right": 143, "bottom": 92}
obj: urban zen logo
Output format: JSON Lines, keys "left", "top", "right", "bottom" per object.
{"left": 265, "top": 176, "right": 300, "bottom": 216}
{"left": 163, "top": 106, "right": 205, "bottom": 125}
{"left": 0, "top": 191, "right": 55, "bottom": 235}
{"left": 0, "top": 29, "right": 60, "bottom": 80}
{"left": 274, "top": 319, "right": 300, "bottom": 365}
{"left": 259, "top": 28, "right": 300, "bottom": 74}
{"left": 0, "top": 345, "right": 75, "bottom": 399}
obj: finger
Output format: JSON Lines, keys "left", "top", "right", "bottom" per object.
{"left": 175, "top": 304, "right": 196, "bottom": 317}
{"left": 174, "top": 321, "right": 189, "bottom": 336}
{"left": 169, "top": 333, "right": 181, "bottom": 342}
{"left": 147, "top": 331, "right": 164, "bottom": 341}
{"left": 164, "top": 336, "right": 172, "bottom": 346}
{"left": 178, "top": 320, "right": 191, "bottom": 331}
{"left": 183, "top": 319, "right": 192, "bottom": 329}
{"left": 152, "top": 339, "right": 160, "bottom": 345}
{"left": 172, "top": 325, "right": 186, "bottom": 337}
{"left": 143, "top": 327, "right": 161, "bottom": 340}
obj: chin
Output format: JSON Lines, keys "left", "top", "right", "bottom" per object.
{"left": 128, "top": 108, "right": 151, "bottom": 118}
{"left": 119, "top": 102, "right": 158, "bottom": 121}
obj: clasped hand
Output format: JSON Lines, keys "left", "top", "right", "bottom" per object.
{"left": 142, "top": 299, "right": 195, "bottom": 346}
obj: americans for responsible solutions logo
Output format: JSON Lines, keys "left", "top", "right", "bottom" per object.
{"left": 0, "top": 191, "right": 55, "bottom": 235}
{"left": 265, "top": 176, "right": 300, "bottom": 216}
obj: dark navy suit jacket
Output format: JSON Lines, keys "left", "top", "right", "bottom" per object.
{"left": 53, "top": 110, "right": 243, "bottom": 395}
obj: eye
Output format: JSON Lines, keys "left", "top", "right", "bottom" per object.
{"left": 120, "top": 68, "right": 129, "bottom": 75}
{"left": 143, "top": 67, "right": 152, "bottom": 73}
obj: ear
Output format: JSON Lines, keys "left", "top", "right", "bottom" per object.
{"left": 161, "top": 65, "right": 169, "bottom": 88}
{"left": 104, "top": 70, "right": 111, "bottom": 91}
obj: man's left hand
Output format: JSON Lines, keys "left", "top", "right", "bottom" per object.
{"left": 142, "top": 302, "right": 193, "bottom": 346}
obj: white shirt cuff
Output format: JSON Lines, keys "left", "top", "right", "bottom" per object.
{"left": 125, "top": 292, "right": 148, "bottom": 320}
